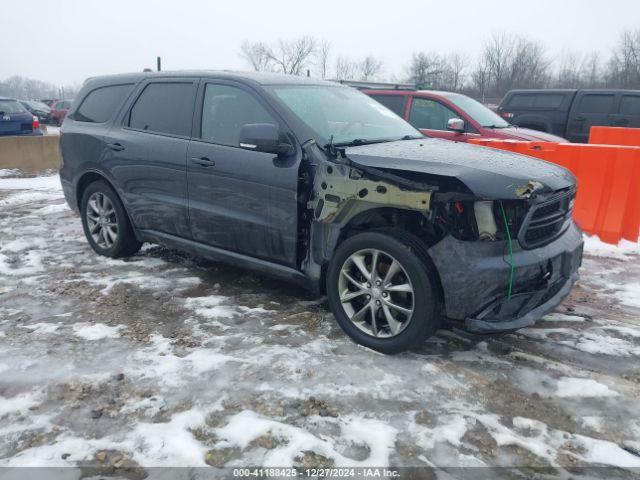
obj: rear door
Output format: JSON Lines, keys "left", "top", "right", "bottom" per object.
{"left": 408, "top": 96, "right": 475, "bottom": 142}
{"left": 611, "top": 93, "right": 640, "bottom": 129}
{"left": 106, "top": 79, "right": 198, "bottom": 239}
{"left": 186, "top": 80, "right": 300, "bottom": 266}
{"left": 366, "top": 93, "right": 408, "bottom": 118}
{"left": 567, "top": 92, "right": 617, "bottom": 143}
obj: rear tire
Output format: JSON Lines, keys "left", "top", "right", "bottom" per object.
{"left": 326, "top": 230, "right": 441, "bottom": 354}
{"left": 80, "top": 180, "right": 141, "bottom": 258}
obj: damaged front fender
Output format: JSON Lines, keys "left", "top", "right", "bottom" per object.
{"left": 308, "top": 158, "right": 432, "bottom": 224}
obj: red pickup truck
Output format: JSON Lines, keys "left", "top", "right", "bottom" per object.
{"left": 363, "top": 88, "right": 566, "bottom": 143}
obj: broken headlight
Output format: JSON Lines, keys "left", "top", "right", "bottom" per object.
{"left": 474, "top": 201, "right": 498, "bottom": 241}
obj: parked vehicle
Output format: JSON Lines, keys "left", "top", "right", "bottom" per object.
{"left": 50, "top": 99, "right": 73, "bottom": 125}
{"left": 20, "top": 100, "right": 52, "bottom": 124}
{"left": 0, "top": 97, "right": 42, "bottom": 136}
{"left": 498, "top": 89, "right": 640, "bottom": 143}
{"left": 353, "top": 82, "right": 566, "bottom": 142}
{"left": 60, "top": 72, "right": 583, "bottom": 353}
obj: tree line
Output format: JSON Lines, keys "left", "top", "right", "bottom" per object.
{"left": 3, "top": 29, "right": 639, "bottom": 103}
{"left": 241, "top": 29, "right": 640, "bottom": 102}
{"left": 0, "top": 76, "right": 79, "bottom": 101}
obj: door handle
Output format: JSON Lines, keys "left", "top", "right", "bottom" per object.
{"left": 106, "top": 142, "right": 125, "bottom": 151}
{"left": 191, "top": 156, "right": 215, "bottom": 167}
{"left": 573, "top": 116, "right": 586, "bottom": 122}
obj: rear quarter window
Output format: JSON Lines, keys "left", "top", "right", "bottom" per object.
{"left": 74, "top": 84, "right": 133, "bottom": 123}
{"left": 578, "top": 94, "right": 615, "bottom": 114}
{"left": 368, "top": 94, "right": 406, "bottom": 117}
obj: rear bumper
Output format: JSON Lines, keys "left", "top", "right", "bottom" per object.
{"left": 428, "top": 221, "right": 583, "bottom": 333}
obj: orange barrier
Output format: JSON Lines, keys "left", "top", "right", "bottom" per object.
{"left": 469, "top": 138, "right": 640, "bottom": 244}
{"left": 589, "top": 126, "right": 640, "bottom": 146}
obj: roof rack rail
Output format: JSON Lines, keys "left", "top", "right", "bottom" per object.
{"left": 331, "top": 79, "right": 417, "bottom": 91}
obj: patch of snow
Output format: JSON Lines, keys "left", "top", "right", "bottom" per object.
{"left": 581, "top": 416, "right": 603, "bottom": 431}
{"left": 120, "top": 396, "right": 167, "bottom": 418}
{"left": 555, "top": 377, "right": 619, "bottom": 398}
{"left": 0, "top": 391, "right": 41, "bottom": 418}
{"left": 32, "top": 203, "right": 69, "bottom": 215}
{"left": 0, "top": 175, "right": 61, "bottom": 191}
{"left": 583, "top": 235, "right": 640, "bottom": 259}
{"left": 541, "top": 312, "right": 586, "bottom": 322}
{"left": 23, "top": 323, "right": 60, "bottom": 334}
{"left": 72, "top": 323, "right": 123, "bottom": 340}
{"left": 185, "top": 295, "right": 238, "bottom": 319}
{"left": 215, "top": 410, "right": 397, "bottom": 467}
{"left": 0, "top": 169, "right": 21, "bottom": 178}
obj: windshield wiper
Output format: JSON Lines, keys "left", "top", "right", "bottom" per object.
{"left": 334, "top": 138, "right": 395, "bottom": 147}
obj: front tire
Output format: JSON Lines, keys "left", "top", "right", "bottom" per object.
{"left": 326, "top": 231, "right": 441, "bottom": 354}
{"left": 80, "top": 180, "right": 141, "bottom": 258}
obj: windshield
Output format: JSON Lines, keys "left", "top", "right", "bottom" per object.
{"left": 269, "top": 85, "right": 421, "bottom": 145}
{"left": 446, "top": 94, "right": 509, "bottom": 128}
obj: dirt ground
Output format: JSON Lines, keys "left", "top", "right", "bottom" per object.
{"left": 1, "top": 173, "right": 639, "bottom": 478}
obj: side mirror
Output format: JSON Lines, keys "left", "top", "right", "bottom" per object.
{"left": 238, "top": 123, "right": 293, "bottom": 155}
{"left": 447, "top": 118, "right": 465, "bottom": 132}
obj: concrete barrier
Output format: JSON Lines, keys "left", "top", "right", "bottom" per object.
{"left": 0, "top": 135, "right": 61, "bottom": 173}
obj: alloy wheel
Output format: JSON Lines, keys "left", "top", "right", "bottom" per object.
{"left": 337, "top": 248, "right": 415, "bottom": 338}
{"left": 86, "top": 192, "right": 118, "bottom": 249}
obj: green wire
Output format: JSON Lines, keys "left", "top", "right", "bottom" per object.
{"left": 499, "top": 201, "right": 514, "bottom": 300}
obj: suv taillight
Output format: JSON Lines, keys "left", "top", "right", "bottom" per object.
{"left": 32, "top": 116, "right": 40, "bottom": 130}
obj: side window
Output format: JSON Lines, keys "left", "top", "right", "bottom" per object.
{"left": 409, "top": 98, "right": 458, "bottom": 131}
{"left": 578, "top": 94, "right": 615, "bottom": 114}
{"left": 620, "top": 95, "right": 640, "bottom": 115}
{"left": 200, "top": 84, "right": 275, "bottom": 146}
{"left": 508, "top": 94, "right": 534, "bottom": 109}
{"left": 128, "top": 82, "right": 194, "bottom": 136}
{"left": 74, "top": 84, "right": 133, "bottom": 123}
{"left": 369, "top": 94, "right": 406, "bottom": 117}
{"left": 534, "top": 94, "right": 565, "bottom": 108}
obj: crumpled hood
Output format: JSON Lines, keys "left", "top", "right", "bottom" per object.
{"left": 344, "top": 138, "right": 575, "bottom": 199}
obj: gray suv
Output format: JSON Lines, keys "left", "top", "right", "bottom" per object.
{"left": 60, "top": 71, "right": 583, "bottom": 353}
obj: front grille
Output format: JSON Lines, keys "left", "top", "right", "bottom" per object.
{"left": 519, "top": 189, "right": 574, "bottom": 249}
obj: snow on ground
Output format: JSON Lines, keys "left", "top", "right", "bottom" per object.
{"left": 43, "top": 125, "right": 60, "bottom": 136}
{"left": 1, "top": 173, "right": 640, "bottom": 475}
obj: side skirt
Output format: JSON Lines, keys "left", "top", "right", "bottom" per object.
{"left": 137, "top": 229, "right": 313, "bottom": 289}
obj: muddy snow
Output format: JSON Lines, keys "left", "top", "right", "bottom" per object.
{"left": 1, "top": 172, "right": 639, "bottom": 477}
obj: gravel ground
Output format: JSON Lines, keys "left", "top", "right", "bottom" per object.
{"left": 1, "top": 173, "right": 639, "bottom": 478}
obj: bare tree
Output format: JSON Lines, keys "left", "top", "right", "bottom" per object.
{"left": 359, "top": 56, "right": 383, "bottom": 81}
{"left": 0, "top": 75, "right": 78, "bottom": 100}
{"left": 240, "top": 36, "right": 316, "bottom": 75}
{"left": 263, "top": 36, "right": 316, "bottom": 75}
{"left": 315, "top": 40, "right": 332, "bottom": 79}
{"left": 444, "top": 53, "right": 468, "bottom": 91}
{"left": 607, "top": 29, "right": 640, "bottom": 88}
{"left": 240, "top": 41, "right": 271, "bottom": 72}
{"left": 334, "top": 56, "right": 360, "bottom": 81}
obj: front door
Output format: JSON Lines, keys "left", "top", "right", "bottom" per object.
{"left": 611, "top": 93, "right": 640, "bottom": 129}
{"left": 186, "top": 81, "right": 300, "bottom": 267}
{"left": 567, "top": 92, "right": 617, "bottom": 143}
{"left": 408, "top": 96, "right": 473, "bottom": 142}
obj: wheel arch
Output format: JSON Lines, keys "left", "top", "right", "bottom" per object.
{"left": 309, "top": 205, "right": 445, "bottom": 303}
{"left": 75, "top": 170, "right": 139, "bottom": 237}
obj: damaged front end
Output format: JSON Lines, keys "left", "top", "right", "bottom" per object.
{"left": 300, "top": 139, "right": 583, "bottom": 334}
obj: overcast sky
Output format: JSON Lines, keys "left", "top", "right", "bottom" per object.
{"left": 4, "top": 0, "right": 639, "bottom": 86}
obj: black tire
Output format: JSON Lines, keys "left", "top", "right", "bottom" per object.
{"left": 80, "top": 180, "right": 141, "bottom": 258}
{"left": 326, "top": 230, "right": 441, "bottom": 354}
